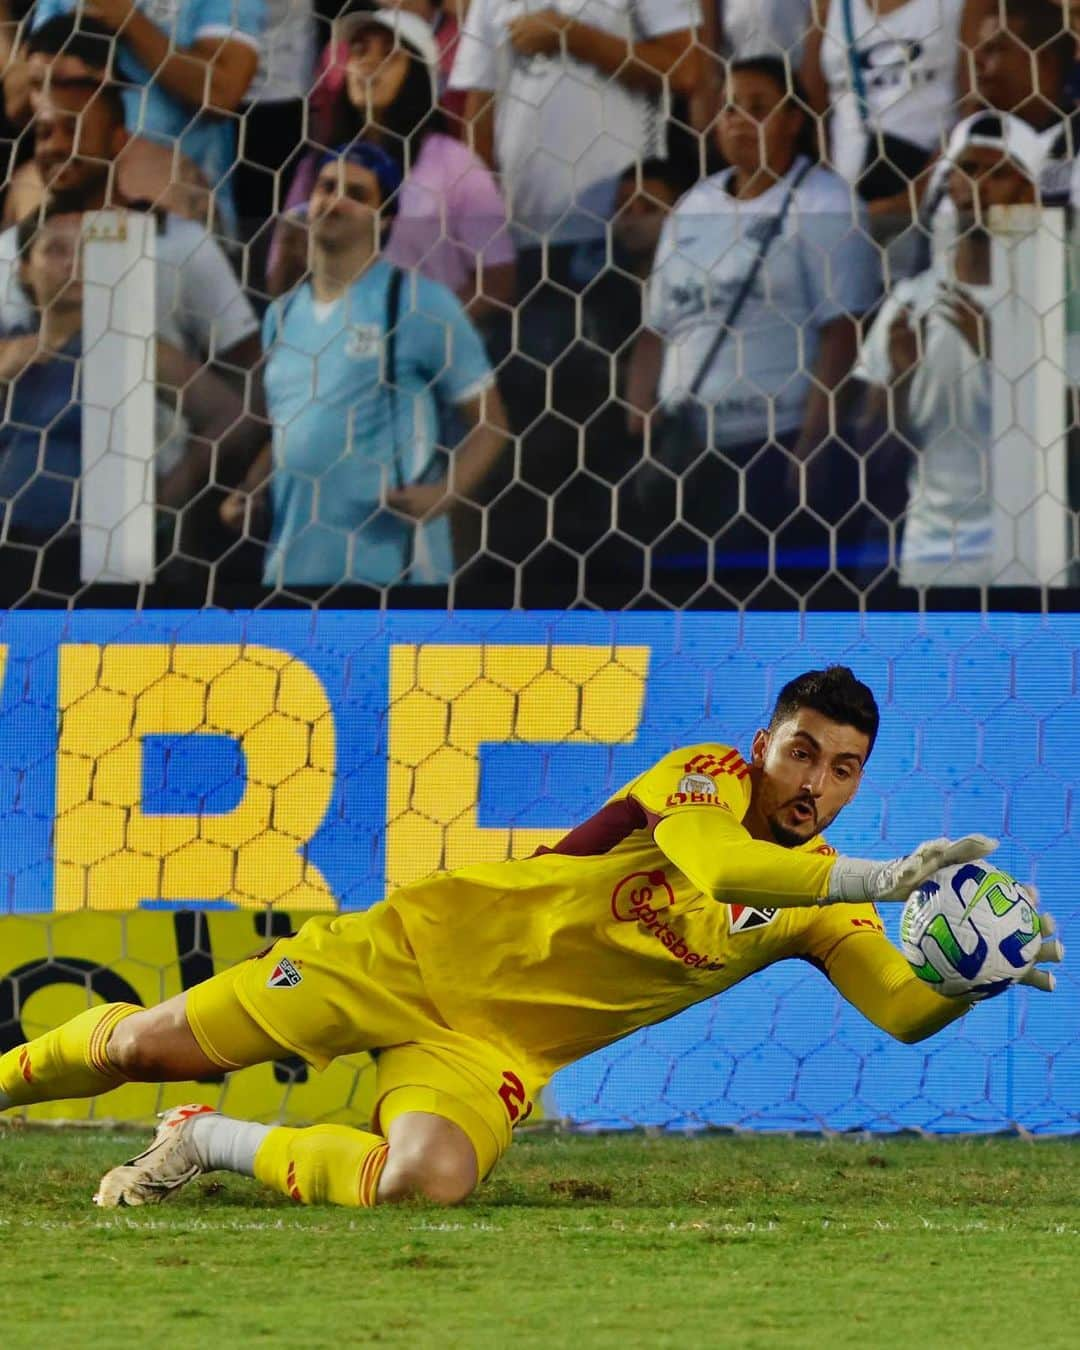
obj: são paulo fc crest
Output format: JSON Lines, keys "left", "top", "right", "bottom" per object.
{"left": 728, "top": 904, "right": 778, "bottom": 933}
{"left": 267, "top": 957, "right": 303, "bottom": 988}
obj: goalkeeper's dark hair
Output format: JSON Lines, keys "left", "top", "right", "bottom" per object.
{"left": 769, "top": 666, "right": 879, "bottom": 757}
{"left": 24, "top": 16, "right": 117, "bottom": 73}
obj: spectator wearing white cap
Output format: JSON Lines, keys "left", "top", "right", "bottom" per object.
{"left": 919, "top": 0, "right": 1078, "bottom": 229}
{"left": 855, "top": 111, "right": 1049, "bottom": 588}
{"left": 970, "top": 0, "right": 1078, "bottom": 205}
{"left": 802, "top": 0, "right": 987, "bottom": 217}
{"left": 268, "top": 7, "right": 515, "bottom": 330}
{"left": 308, "top": 0, "right": 467, "bottom": 140}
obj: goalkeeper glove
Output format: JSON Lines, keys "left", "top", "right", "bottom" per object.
{"left": 826, "top": 834, "right": 999, "bottom": 904}
{"left": 964, "top": 908, "right": 1064, "bottom": 999}
{"left": 1017, "top": 905, "right": 1065, "bottom": 993}
{"left": 829, "top": 840, "right": 1065, "bottom": 992}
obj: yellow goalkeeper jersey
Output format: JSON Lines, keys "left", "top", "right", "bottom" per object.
{"left": 389, "top": 743, "right": 885, "bottom": 1081}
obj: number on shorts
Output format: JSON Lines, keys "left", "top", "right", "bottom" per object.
{"left": 498, "top": 1070, "right": 533, "bottom": 1124}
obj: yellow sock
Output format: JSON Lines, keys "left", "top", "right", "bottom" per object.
{"left": 0, "top": 1003, "right": 140, "bottom": 1108}
{"left": 254, "top": 1124, "right": 389, "bottom": 1208}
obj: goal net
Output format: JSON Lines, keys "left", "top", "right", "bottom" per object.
{"left": 0, "top": 2, "right": 1077, "bottom": 1134}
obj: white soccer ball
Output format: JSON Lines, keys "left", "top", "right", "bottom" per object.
{"left": 900, "top": 860, "right": 1043, "bottom": 998}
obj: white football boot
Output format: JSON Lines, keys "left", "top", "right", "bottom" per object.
{"left": 93, "top": 1103, "right": 217, "bottom": 1208}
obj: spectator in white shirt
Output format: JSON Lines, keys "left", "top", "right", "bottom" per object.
{"left": 918, "top": 2, "right": 1077, "bottom": 236}
{"left": 917, "top": 2, "right": 1076, "bottom": 282}
{"left": 0, "top": 207, "right": 259, "bottom": 599}
{"left": 855, "top": 112, "right": 1047, "bottom": 588}
{"left": 801, "top": 0, "right": 986, "bottom": 222}
{"left": 447, "top": 0, "right": 700, "bottom": 587}
{"left": 692, "top": 1, "right": 812, "bottom": 136}
{"left": 718, "top": 0, "right": 811, "bottom": 64}
{"left": 627, "top": 56, "right": 880, "bottom": 593}
{"left": 449, "top": 0, "right": 700, "bottom": 250}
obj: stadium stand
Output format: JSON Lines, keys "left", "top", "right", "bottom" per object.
{"left": 0, "top": 0, "right": 1075, "bottom": 607}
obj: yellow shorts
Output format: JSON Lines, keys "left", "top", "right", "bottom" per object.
{"left": 185, "top": 902, "right": 533, "bottom": 1178}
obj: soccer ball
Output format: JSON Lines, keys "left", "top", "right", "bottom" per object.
{"left": 900, "top": 860, "right": 1042, "bottom": 998}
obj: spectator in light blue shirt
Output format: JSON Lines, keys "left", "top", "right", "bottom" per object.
{"left": 31, "top": 0, "right": 265, "bottom": 234}
{"left": 219, "top": 143, "right": 509, "bottom": 588}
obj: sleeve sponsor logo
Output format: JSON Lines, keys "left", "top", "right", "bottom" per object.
{"left": 664, "top": 766, "right": 741, "bottom": 808}
{"left": 665, "top": 791, "right": 732, "bottom": 810}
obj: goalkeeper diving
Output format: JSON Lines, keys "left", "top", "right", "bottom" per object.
{"left": 0, "top": 667, "right": 1063, "bottom": 1209}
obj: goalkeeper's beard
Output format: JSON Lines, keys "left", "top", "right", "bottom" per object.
{"left": 766, "top": 797, "right": 837, "bottom": 849}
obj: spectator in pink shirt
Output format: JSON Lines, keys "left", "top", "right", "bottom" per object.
{"left": 268, "top": 7, "right": 515, "bottom": 328}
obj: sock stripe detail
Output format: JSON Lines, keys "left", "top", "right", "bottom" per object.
{"left": 358, "top": 1143, "right": 389, "bottom": 1208}
{"left": 87, "top": 1004, "right": 141, "bottom": 1078}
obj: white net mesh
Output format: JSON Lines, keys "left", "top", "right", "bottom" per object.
{"left": 0, "top": 0, "right": 1077, "bottom": 1131}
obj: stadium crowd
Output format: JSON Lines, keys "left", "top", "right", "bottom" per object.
{"left": 0, "top": 0, "right": 1077, "bottom": 603}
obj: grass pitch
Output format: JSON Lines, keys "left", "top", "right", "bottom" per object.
{"left": 0, "top": 1129, "right": 1077, "bottom": 1350}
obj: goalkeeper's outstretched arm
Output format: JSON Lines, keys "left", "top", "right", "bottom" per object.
{"left": 653, "top": 806, "right": 973, "bottom": 1041}
{"left": 654, "top": 809, "right": 836, "bottom": 907}
{"left": 653, "top": 807, "right": 995, "bottom": 910}
{"left": 818, "top": 932, "right": 971, "bottom": 1045}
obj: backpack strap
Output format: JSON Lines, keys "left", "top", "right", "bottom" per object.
{"left": 384, "top": 265, "right": 406, "bottom": 490}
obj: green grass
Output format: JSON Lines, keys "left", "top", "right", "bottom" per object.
{"left": 0, "top": 1129, "right": 1077, "bottom": 1349}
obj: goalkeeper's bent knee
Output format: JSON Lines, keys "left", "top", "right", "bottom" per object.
{"left": 254, "top": 1124, "right": 389, "bottom": 1208}
{"left": 0, "top": 1002, "right": 140, "bottom": 1108}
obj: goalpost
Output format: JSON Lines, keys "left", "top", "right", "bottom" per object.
{"left": 79, "top": 209, "right": 157, "bottom": 585}
{"left": 988, "top": 205, "right": 1071, "bottom": 586}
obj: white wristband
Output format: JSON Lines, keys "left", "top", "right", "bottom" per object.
{"left": 826, "top": 856, "right": 891, "bottom": 904}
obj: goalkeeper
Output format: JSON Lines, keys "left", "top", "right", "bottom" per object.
{"left": 0, "top": 667, "right": 1063, "bottom": 1209}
